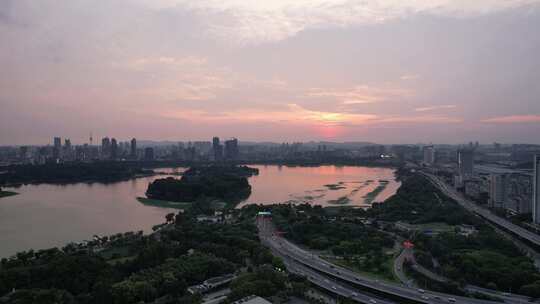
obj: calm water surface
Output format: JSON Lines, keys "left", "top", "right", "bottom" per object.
{"left": 0, "top": 165, "right": 399, "bottom": 257}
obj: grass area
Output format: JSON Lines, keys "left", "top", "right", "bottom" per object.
{"left": 398, "top": 222, "right": 455, "bottom": 233}
{"left": 417, "top": 222, "right": 455, "bottom": 232}
{"left": 137, "top": 197, "right": 192, "bottom": 209}
{"left": 363, "top": 183, "right": 388, "bottom": 204}
{"left": 0, "top": 191, "right": 18, "bottom": 198}
{"left": 324, "top": 183, "right": 347, "bottom": 190}
{"left": 327, "top": 196, "right": 351, "bottom": 205}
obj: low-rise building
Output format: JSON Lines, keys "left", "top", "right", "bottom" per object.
{"left": 187, "top": 274, "right": 236, "bottom": 295}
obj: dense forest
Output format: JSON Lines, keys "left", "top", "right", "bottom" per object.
{"left": 368, "top": 173, "right": 477, "bottom": 226}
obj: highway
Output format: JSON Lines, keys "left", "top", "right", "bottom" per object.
{"left": 258, "top": 217, "right": 533, "bottom": 304}
{"left": 421, "top": 172, "right": 540, "bottom": 247}
{"left": 259, "top": 218, "right": 396, "bottom": 304}
{"left": 283, "top": 254, "right": 396, "bottom": 304}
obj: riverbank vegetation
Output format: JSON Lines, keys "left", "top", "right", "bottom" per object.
{"left": 368, "top": 173, "right": 477, "bottom": 226}
{"left": 0, "top": 188, "right": 17, "bottom": 198}
{"left": 0, "top": 207, "right": 304, "bottom": 304}
{"left": 136, "top": 197, "right": 192, "bottom": 210}
{"left": 0, "top": 162, "right": 153, "bottom": 186}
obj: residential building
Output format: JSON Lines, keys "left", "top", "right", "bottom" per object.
{"left": 489, "top": 174, "right": 508, "bottom": 208}
{"left": 101, "top": 137, "right": 111, "bottom": 159}
{"left": 224, "top": 138, "right": 239, "bottom": 160}
{"left": 110, "top": 138, "right": 118, "bottom": 160}
{"left": 144, "top": 147, "right": 154, "bottom": 161}
{"left": 53, "top": 137, "right": 62, "bottom": 160}
{"left": 423, "top": 145, "right": 435, "bottom": 165}
{"left": 212, "top": 136, "right": 223, "bottom": 161}
{"left": 458, "top": 148, "right": 474, "bottom": 176}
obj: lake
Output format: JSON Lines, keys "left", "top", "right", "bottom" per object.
{"left": 0, "top": 165, "right": 399, "bottom": 258}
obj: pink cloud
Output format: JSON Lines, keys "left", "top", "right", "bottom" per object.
{"left": 481, "top": 115, "right": 540, "bottom": 123}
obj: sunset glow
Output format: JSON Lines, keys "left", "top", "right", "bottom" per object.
{"left": 1, "top": 0, "right": 540, "bottom": 144}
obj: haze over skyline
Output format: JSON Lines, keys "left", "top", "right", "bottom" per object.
{"left": 1, "top": 0, "right": 540, "bottom": 145}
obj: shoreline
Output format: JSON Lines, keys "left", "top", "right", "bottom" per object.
{"left": 136, "top": 196, "right": 192, "bottom": 210}
{"left": 0, "top": 191, "right": 18, "bottom": 198}
{"left": 0, "top": 172, "right": 157, "bottom": 188}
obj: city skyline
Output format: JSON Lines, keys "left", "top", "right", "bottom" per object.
{"left": 2, "top": 1, "right": 540, "bottom": 145}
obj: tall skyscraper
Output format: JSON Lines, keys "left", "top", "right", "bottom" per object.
{"left": 489, "top": 174, "right": 507, "bottom": 208}
{"left": 130, "top": 138, "right": 137, "bottom": 159}
{"left": 212, "top": 137, "right": 223, "bottom": 161}
{"left": 54, "top": 137, "right": 61, "bottom": 148}
{"left": 110, "top": 138, "right": 118, "bottom": 160}
{"left": 101, "top": 137, "right": 111, "bottom": 159}
{"left": 533, "top": 155, "right": 540, "bottom": 224}
{"left": 144, "top": 147, "right": 154, "bottom": 161}
{"left": 458, "top": 148, "right": 474, "bottom": 176}
{"left": 224, "top": 138, "right": 239, "bottom": 160}
{"left": 53, "top": 137, "right": 62, "bottom": 160}
{"left": 423, "top": 145, "right": 435, "bottom": 165}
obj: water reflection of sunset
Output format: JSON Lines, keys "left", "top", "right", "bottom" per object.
{"left": 237, "top": 165, "right": 400, "bottom": 208}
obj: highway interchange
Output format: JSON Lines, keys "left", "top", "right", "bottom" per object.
{"left": 258, "top": 214, "right": 535, "bottom": 304}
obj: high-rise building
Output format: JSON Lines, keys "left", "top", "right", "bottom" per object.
{"left": 130, "top": 138, "right": 137, "bottom": 159}
{"left": 101, "top": 137, "right": 111, "bottom": 159}
{"left": 110, "top": 138, "right": 118, "bottom": 160}
{"left": 54, "top": 137, "right": 61, "bottom": 148}
{"left": 533, "top": 155, "right": 540, "bottom": 224}
{"left": 53, "top": 137, "right": 62, "bottom": 160}
{"left": 62, "top": 138, "right": 73, "bottom": 161}
{"left": 423, "top": 145, "right": 435, "bottom": 165}
{"left": 212, "top": 137, "right": 223, "bottom": 161}
{"left": 144, "top": 147, "right": 154, "bottom": 161}
{"left": 489, "top": 174, "right": 507, "bottom": 208}
{"left": 458, "top": 148, "right": 474, "bottom": 176}
{"left": 224, "top": 138, "right": 239, "bottom": 160}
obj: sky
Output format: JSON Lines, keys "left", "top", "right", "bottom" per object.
{"left": 1, "top": 0, "right": 540, "bottom": 145}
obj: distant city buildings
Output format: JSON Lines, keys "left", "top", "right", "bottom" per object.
{"left": 4, "top": 137, "right": 540, "bottom": 222}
